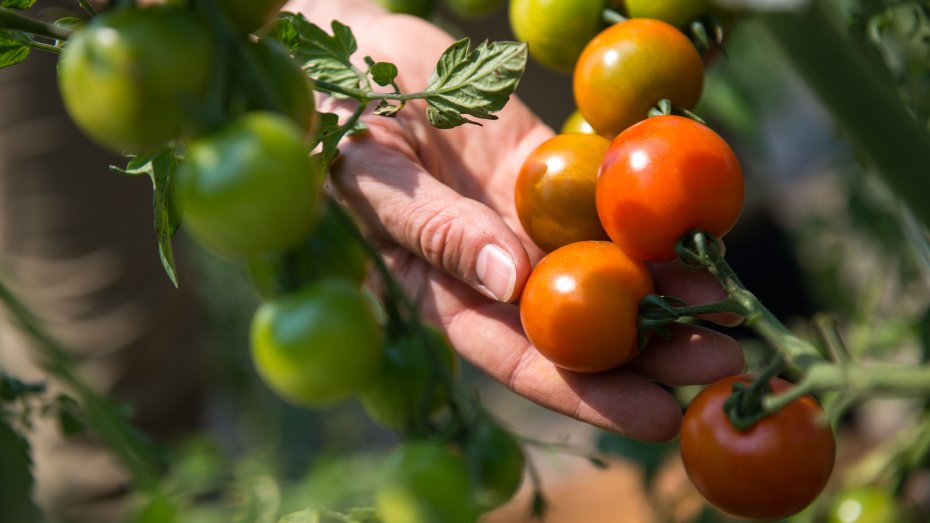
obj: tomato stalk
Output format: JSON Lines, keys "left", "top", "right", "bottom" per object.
{"left": 0, "top": 7, "right": 73, "bottom": 40}
{"left": 601, "top": 8, "right": 626, "bottom": 25}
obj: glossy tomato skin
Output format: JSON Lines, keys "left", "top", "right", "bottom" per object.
{"left": 519, "top": 241, "right": 654, "bottom": 373}
{"left": 237, "top": 39, "right": 317, "bottom": 137}
{"left": 573, "top": 19, "right": 704, "bottom": 136}
{"left": 515, "top": 134, "right": 611, "bottom": 252}
{"left": 250, "top": 279, "right": 384, "bottom": 407}
{"left": 509, "top": 0, "right": 606, "bottom": 72}
{"left": 625, "top": 0, "right": 711, "bottom": 28}
{"left": 680, "top": 375, "right": 836, "bottom": 520}
{"left": 828, "top": 487, "right": 901, "bottom": 523}
{"left": 377, "top": 441, "right": 481, "bottom": 523}
{"left": 596, "top": 115, "right": 744, "bottom": 261}
{"left": 218, "top": 0, "right": 287, "bottom": 34}
{"left": 58, "top": 6, "right": 212, "bottom": 153}
{"left": 177, "top": 112, "right": 322, "bottom": 259}
{"left": 560, "top": 109, "right": 599, "bottom": 135}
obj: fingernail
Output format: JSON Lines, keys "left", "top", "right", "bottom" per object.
{"left": 476, "top": 244, "right": 517, "bottom": 302}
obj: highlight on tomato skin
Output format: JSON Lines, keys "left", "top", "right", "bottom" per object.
{"left": 519, "top": 240, "right": 654, "bottom": 373}
{"left": 596, "top": 115, "right": 744, "bottom": 262}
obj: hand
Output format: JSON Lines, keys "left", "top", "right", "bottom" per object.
{"left": 295, "top": 0, "right": 745, "bottom": 441}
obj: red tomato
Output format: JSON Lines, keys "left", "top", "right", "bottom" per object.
{"left": 596, "top": 115, "right": 744, "bottom": 261}
{"left": 519, "top": 241, "right": 654, "bottom": 373}
{"left": 573, "top": 18, "right": 704, "bottom": 136}
{"left": 680, "top": 374, "right": 836, "bottom": 520}
{"left": 515, "top": 134, "right": 611, "bottom": 253}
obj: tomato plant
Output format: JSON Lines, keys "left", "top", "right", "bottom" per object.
{"left": 679, "top": 375, "right": 836, "bottom": 520}
{"left": 176, "top": 112, "right": 322, "bottom": 259}
{"left": 250, "top": 278, "right": 384, "bottom": 407}
{"left": 828, "top": 487, "right": 901, "bottom": 523}
{"left": 464, "top": 419, "right": 525, "bottom": 510}
{"left": 573, "top": 18, "right": 704, "bottom": 136}
{"left": 376, "top": 441, "right": 481, "bottom": 523}
{"left": 216, "top": 0, "right": 287, "bottom": 34}
{"left": 58, "top": 5, "right": 212, "bottom": 153}
{"left": 596, "top": 115, "right": 744, "bottom": 261}
{"left": 519, "top": 241, "right": 654, "bottom": 373}
{"left": 509, "top": 0, "right": 606, "bottom": 72}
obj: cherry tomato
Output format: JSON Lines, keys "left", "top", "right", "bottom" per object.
{"left": 444, "top": 0, "right": 504, "bottom": 18}
{"left": 560, "top": 109, "right": 598, "bottom": 136}
{"left": 596, "top": 115, "right": 744, "bottom": 261}
{"left": 250, "top": 279, "right": 384, "bottom": 407}
{"left": 377, "top": 441, "right": 481, "bottom": 523}
{"left": 625, "top": 0, "right": 711, "bottom": 29}
{"left": 515, "top": 134, "right": 611, "bottom": 252}
{"left": 217, "top": 0, "right": 287, "bottom": 34}
{"left": 680, "top": 374, "right": 836, "bottom": 520}
{"left": 357, "top": 325, "right": 457, "bottom": 429}
{"left": 236, "top": 39, "right": 317, "bottom": 137}
{"left": 828, "top": 487, "right": 901, "bottom": 523}
{"left": 177, "top": 112, "right": 322, "bottom": 259}
{"left": 375, "top": 0, "right": 437, "bottom": 18}
{"left": 519, "top": 241, "right": 654, "bottom": 373}
{"left": 509, "top": 0, "right": 606, "bottom": 72}
{"left": 573, "top": 18, "right": 704, "bottom": 136}
{"left": 58, "top": 6, "right": 212, "bottom": 153}
{"left": 247, "top": 202, "right": 369, "bottom": 299}
{"left": 465, "top": 420, "right": 525, "bottom": 510}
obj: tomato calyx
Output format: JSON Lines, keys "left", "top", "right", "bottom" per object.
{"left": 722, "top": 363, "right": 788, "bottom": 431}
{"left": 637, "top": 293, "right": 743, "bottom": 350}
{"left": 646, "top": 98, "right": 707, "bottom": 123}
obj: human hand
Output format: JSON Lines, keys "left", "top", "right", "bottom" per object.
{"left": 293, "top": 0, "right": 745, "bottom": 441}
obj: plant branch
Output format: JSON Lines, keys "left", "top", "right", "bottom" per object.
{"left": 0, "top": 8, "right": 72, "bottom": 40}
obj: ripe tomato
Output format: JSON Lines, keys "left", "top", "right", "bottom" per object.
{"left": 573, "top": 18, "right": 704, "bottom": 136}
{"left": 177, "top": 112, "right": 322, "bottom": 259}
{"left": 217, "top": 0, "right": 287, "bottom": 34}
{"left": 236, "top": 39, "right": 317, "bottom": 137}
{"left": 247, "top": 202, "right": 369, "bottom": 298}
{"left": 465, "top": 420, "right": 525, "bottom": 510}
{"left": 828, "top": 487, "right": 901, "bottom": 523}
{"left": 596, "top": 115, "right": 744, "bottom": 261}
{"left": 519, "top": 241, "right": 654, "bottom": 373}
{"left": 377, "top": 441, "right": 480, "bottom": 523}
{"left": 680, "top": 375, "right": 836, "bottom": 520}
{"left": 444, "top": 0, "right": 504, "bottom": 18}
{"left": 625, "top": 0, "right": 711, "bottom": 29}
{"left": 357, "top": 325, "right": 457, "bottom": 429}
{"left": 515, "top": 134, "right": 611, "bottom": 252}
{"left": 58, "top": 6, "right": 212, "bottom": 153}
{"left": 250, "top": 279, "right": 384, "bottom": 407}
{"left": 509, "top": 0, "right": 605, "bottom": 72}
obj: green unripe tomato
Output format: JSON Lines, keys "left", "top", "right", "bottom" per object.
{"left": 625, "top": 0, "right": 711, "bottom": 28}
{"left": 358, "top": 326, "right": 456, "bottom": 429}
{"left": 217, "top": 0, "right": 288, "bottom": 34}
{"left": 377, "top": 442, "right": 481, "bottom": 523}
{"left": 177, "top": 112, "right": 321, "bottom": 259}
{"left": 58, "top": 6, "right": 212, "bottom": 153}
{"left": 250, "top": 279, "right": 384, "bottom": 407}
{"left": 465, "top": 420, "right": 525, "bottom": 510}
{"left": 509, "top": 0, "right": 606, "bottom": 72}
{"left": 444, "top": 0, "right": 504, "bottom": 18}
{"left": 560, "top": 109, "right": 599, "bottom": 135}
{"left": 375, "top": 0, "right": 437, "bottom": 18}
{"left": 828, "top": 488, "right": 901, "bottom": 523}
{"left": 236, "top": 39, "right": 317, "bottom": 137}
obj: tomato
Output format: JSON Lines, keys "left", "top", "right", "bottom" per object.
{"left": 377, "top": 441, "right": 481, "bottom": 523}
{"left": 375, "top": 0, "right": 437, "bottom": 18}
{"left": 177, "top": 112, "right": 322, "bottom": 259}
{"left": 236, "top": 39, "right": 317, "bottom": 137}
{"left": 560, "top": 109, "right": 598, "bottom": 135}
{"left": 464, "top": 420, "right": 525, "bottom": 510}
{"left": 596, "top": 115, "right": 744, "bottom": 261}
{"left": 509, "top": 0, "right": 606, "bottom": 72}
{"left": 217, "top": 0, "right": 287, "bottom": 34}
{"left": 357, "top": 326, "right": 457, "bottom": 429}
{"left": 573, "top": 18, "right": 704, "bottom": 136}
{"left": 58, "top": 6, "right": 212, "bottom": 153}
{"left": 828, "top": 488, "right": 901, "bottom": 523}
{"left": 444, "top": 0, "right": 504, "bottom": 18}
{"left": 247, "top": 202, "right": 369, "bottom": 298}
{"left": 250, "top": 279, "right": 384, "bottom": 407}
{"left": 519, "top": 241, "right": 654, "bottom": 373}
{"left": 515, "top": 134, "right": 611, "bottom": 252}
{"left": 624, "top": 0, "right": 711, "bottom": 29}
{"left": 680, "top": 375, "right": 836, "bottom": 520}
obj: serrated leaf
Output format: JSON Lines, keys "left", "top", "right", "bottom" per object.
{"left": 311, "top": 112, "right": 342, "bottom": 169}
{"left": 424, "top": 38, "right": 527, "bottom": 129}
{"left": 0, "top": 420, "right": 40, "bottom": 523}
{"left": 0, "top": 31, "right": 29, "bottom": 69}
{"left": 370, "top": 61, "right": 398, "bottom": 87}
{"left": 1, "top": 0, "right": 37, "bottom": 9}
{"left": 373, "top": 100, "right": 402, "bottom": 117}
{"left": 278, "top": 14, "right": 362, "bottom": 93}
{"left": 267, "top": 13, "right": 300, "bottom": 55}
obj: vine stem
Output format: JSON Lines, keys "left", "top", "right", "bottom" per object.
{"left": 0, "top": 7, "right": 72, "bottom": 40}
{"left": 78, "top": 0, "right": 97, "bottom": 16}
{"left": 312, "top": 78, "right": 441, "bottom": 103}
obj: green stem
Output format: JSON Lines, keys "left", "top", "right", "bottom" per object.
{"left": 78, "top": 0, "right": 98, "bottom": 16}
{"left": 4, "top": 31, "right": 62, "bottom": 54}
{"left": 602, "top": 8, "right": 626, "bottom": 25}
{"left": 0, "top": 7, "right": 72, "bottom": 40}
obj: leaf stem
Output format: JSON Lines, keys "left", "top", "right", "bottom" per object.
{"left": 4, "top": 31, "right": 62, "bottom": 54}
{"left": 0, "top": 7, "right": 72, "bottom": 40}
{"left": 78, "top": 0, "right": 98, "bottom": 16}
{"left": 602, "top": 8, "right": 627, "bottom": 25}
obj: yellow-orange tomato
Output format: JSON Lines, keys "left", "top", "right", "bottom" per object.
{"left": 573, "top": 18, "right": 704, "bottom": 136}
{"left": 515, "top": 134, "right": 611, "bottom": 252}
{"left": 519, "top": 241, "right": 654, "bottom": 373}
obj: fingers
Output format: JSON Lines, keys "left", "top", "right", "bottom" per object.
{"left": 331, "top": 119, "right": 532, "bottom": 302}
{"left": 629, "top": 323, "right": 745, "bottom": 386}
{"left": 650, "top": 260, "right": 744, "bottom": 327}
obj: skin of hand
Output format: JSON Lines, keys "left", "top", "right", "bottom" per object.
{"left": 288, "top": 0, "right": 746, "bottom": 441}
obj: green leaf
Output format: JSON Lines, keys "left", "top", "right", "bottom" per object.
{"left": 0, "top": 420, "right": 40, "bottom": 523}
{"left": 311, "top": 112, "right": 342, "bottom": 169}
{"left": 369, "top": 61, "right": 398, "bottom": 87}
{"left": 267, "top": 13, "right": 300, "bottom": 55}
{"left": 372, "top": 100, "right": 402, "bottom": 117}
{"left": 278, "top": 14, "right": 362, "bottom": 93}
{"left": 0, "top": 31, "right": 29, "bottom": 69}
{"left": 0, "top": 372, "right": 45, "bottom": 402}
{"left": 278, "top": 509, "right": 320, "bottom": 523}
{"left": 1, "top": 0, "right": 37, "bottom": 9}
{"left": 111, "top": 148, "right": 181, "bottom": 287}
{"left": 424, "top": 38, "right": 527, "bottom": 129}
